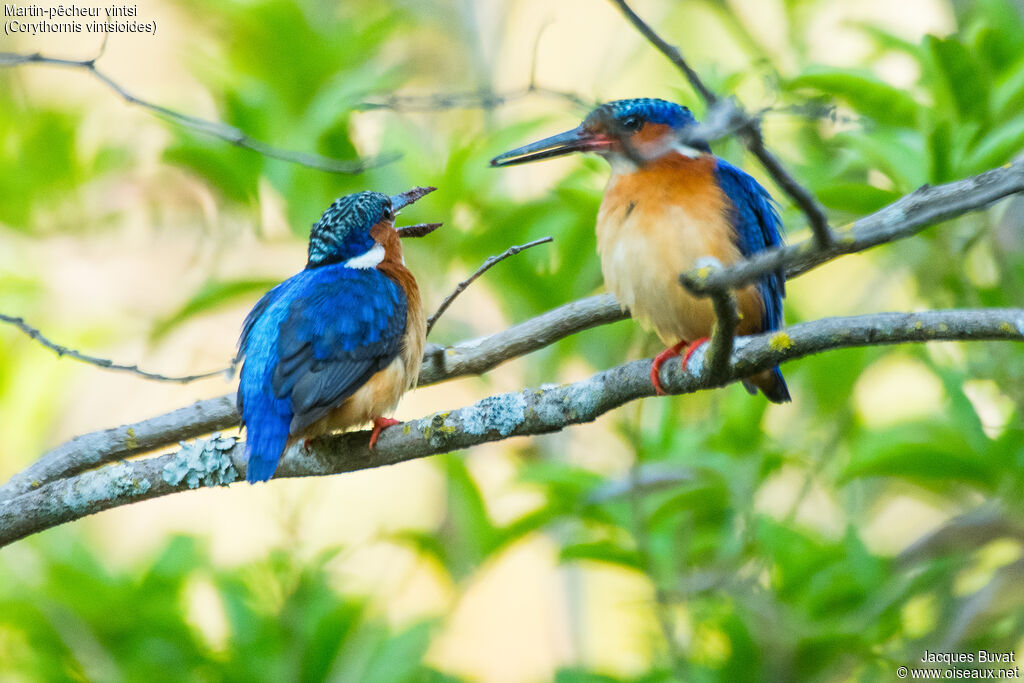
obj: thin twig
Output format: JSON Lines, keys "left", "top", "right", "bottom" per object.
{"left": 607, "top": 0, "right": 717, "bottom": 104}
{"left": 359, "top": 20, "right": 591, "bottom": 114}
{"left": 425, "top": 237, "right": 554, "bottom": 335}
{"left": 607, "top": 0, "right": 833, "bottom": 247}
{"left": 0, "top": 313, "right": 232, "bottom": 384}
{"left": 357, "top": 85, "right": 591, "bottom": 112}
{"left": 626, "top": 463, "right": 690, "bottom": 678}
{"left": 0, "top": 51, "right": 393, "bottom": 174}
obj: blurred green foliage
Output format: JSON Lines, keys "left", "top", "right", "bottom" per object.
{"left": 0, "top": 535, "right": 453, "bottom": 681}
{"left": 2, "top": 0, "right": 1024, "bottom": 680}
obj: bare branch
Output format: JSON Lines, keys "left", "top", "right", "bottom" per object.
{"left": 898, "top": 506, "right": 1024, "bottom": 567}
{"left": 0, "top": 313, "right": 232, "bottom": 384}
{"left": 701, "top": 263, "right": 739, "bottom": 384}
{"left": 358, "top": 85, "right": 592, "bottom": 112}
{"left": 360, "top": 24, "right": 591, "bottom": 113}
{"left": 2, "top": 308, "right": 1021, "bottom": 548}
{"left": 0, "top": 51, "right": 394, "bottom": 174}
{"left": 426, "top": 237, "right": 554, "bottom": 335}
{"left": 607, "top": 0, "right": 834, "bottom": 247}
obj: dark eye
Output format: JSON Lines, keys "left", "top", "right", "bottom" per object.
{"left": 383, "top": 203, "right": 394, "bottom": 220}
{"left": 619, "top": 114, "right": 643, "bottom": 132}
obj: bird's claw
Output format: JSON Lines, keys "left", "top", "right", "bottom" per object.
{"left": 369, "top": 417, "right": 401, "bottom": 451}
{"left": 650, "top": 341, "right": 687, "bottom": 396}
{"left": 682, "top": 337, "right": 710, "bottom": 368}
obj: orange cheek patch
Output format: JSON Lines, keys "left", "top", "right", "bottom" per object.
{"left": 634, "top": 122, "right": 673, "bottom": 144}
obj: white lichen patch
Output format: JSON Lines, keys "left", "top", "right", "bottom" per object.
{"left": 163, "top": 434, "right": 239, "bottom": 489}
{"left": 61, "top": 463, "right": 151, "bottom": 514}
{"left": 461, "top": 393, "right": 527, "bottom": 437}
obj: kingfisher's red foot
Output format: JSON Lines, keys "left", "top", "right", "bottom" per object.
{"left": 369, "top": 417, "right": 401, "bottom": 451}
{"left": 682, "top": 337, "right": 710, "bottom": 368}
{"left": 650, "top": 341, "right": 687, "bottom": 396}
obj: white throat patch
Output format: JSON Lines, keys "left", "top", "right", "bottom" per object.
{"left": 344, "top": 243, "right": 385, "bottom": 269}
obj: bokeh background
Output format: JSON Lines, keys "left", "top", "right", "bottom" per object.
{"left": 2, "top": 0, "right": 1024, "bottom": 680}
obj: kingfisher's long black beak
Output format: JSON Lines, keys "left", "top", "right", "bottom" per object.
{"left": 390, "top": 186, "right": 441, "bottom": 239}
{"left": 490, "top": 126, "right": 611, "bottom": 167}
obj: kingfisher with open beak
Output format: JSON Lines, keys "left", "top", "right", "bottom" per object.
{"left": 491, "top": 98, "right": 790, "bottom": 402}
{"left": 236, "top": 187, "right": 440, "bottom": 483}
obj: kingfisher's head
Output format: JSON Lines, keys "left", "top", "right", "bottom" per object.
{"left": 490, "top": 98, "right": 707, "bottom": 172}
{"left": 307, "top": 186, "right": 438, "bottom": 268}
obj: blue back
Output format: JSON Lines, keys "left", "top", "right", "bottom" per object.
{"left": 713, "top": 159, "right": 785, "bottom": 332}
{"left": 237, "top": 264, "right": 407, "bottom": 482}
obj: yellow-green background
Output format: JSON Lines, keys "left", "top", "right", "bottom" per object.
{"left": 2, "top": 0, "right": 1023, "bottom": 680}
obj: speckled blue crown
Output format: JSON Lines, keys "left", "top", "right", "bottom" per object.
{"left": 588, "top": 98, "right": 697, "bottom": 129}
{"left": 307, "top": 191, "right": 390, "bottom": 266}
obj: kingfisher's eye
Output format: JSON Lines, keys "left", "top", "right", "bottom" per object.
{"left": 619, "top": 114, "right": 643, "bottom": 132}
{"left": 383, "top": 204, "right": 395, "bottom": 220}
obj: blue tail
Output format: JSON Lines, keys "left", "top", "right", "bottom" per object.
{"left": 244, "top": 416, "right": 290, "bottom": 483}
{"left": 742, "top": 366, "right": 790, "bottom": 404}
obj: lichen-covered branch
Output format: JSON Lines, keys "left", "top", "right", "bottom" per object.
{"left": 5, "top": 159, "right": 1023, "bottom": 502}
{"left": 2, "top": 308, "right": 1021, "bottom": 548}
{"left": 0, "top": 294, "right": 628, "bottom": 502}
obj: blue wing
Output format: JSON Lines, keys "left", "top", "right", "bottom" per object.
{"left": 236, "top": 264, "right": 407, "bottom": 482}
{"left": 713, "top": 158, "right": 785, "bottom": 332}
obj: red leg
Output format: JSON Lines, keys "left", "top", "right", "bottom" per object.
{"left": 650, "top": 341, "right": 686, "bottom": 396}
{"left": 369, "top": 417, "right": 401, "bottom": 451}
{"left": 681, "top": 337, "right": 710, "bottom": 368}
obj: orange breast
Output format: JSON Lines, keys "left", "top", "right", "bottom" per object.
{"left": 596, "top": 154, "right": 764, "bottom": 345}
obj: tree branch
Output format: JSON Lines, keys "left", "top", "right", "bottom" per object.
{"left": 0, "top": 313, "right": 233, "bottom": 384}
{"left": 607, "top": 0, "right": 834, "bottom": 247}
{"left": 0, "top": 51, "right": 393, "bottom": 174}
{"left": 0, "top": 294, "right": 628, "bottom": 502}
{"left": 4, "top": 160, "right": 1022, "bottom": 502}
{"left": 702, "top": 265, "right": 739, "bottom": 384}
{"left": 2, "top": 308, "right": 1021, "bottom": 548}
{"left": 357, "top": 84, "right": 591, "bottom": 112}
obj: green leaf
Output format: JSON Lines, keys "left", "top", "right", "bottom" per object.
{"left": 992, "top": 58, "right": 1024, "bottom": 120}
{"left": 815, "top": 183, "right": 902, "bottom": 215}
{"left": 788, "top": 69, "right": 920, "bottom": 127}
{"left": 843, "top": 423, "right": 996, "bottom": 489}
{"left": 559, "top": 541, "right": 641, "bottom": 570}
{"left": 358, "top": 620, "right": 438, "bottom": 683}
{"left": 961, "top": 116, "right": 1024, "bottom": 174}
{"left": 151, "top": 278, "right": 279, "bottom": 341}
{"left": 854, "top": 24, "right": 923, "bottom": 58}
{"left": 928, "top": 119, "right": 954, "bottom": 184}
{"left": 926, "top": 35, "right": 990, "bottom": 124}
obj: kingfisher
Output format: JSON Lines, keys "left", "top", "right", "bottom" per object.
{"left": 236, "top": 187, "right": 439, "bottom": 483}
{"left": 491, "top": 98, "right": 790, "bottom": 402}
